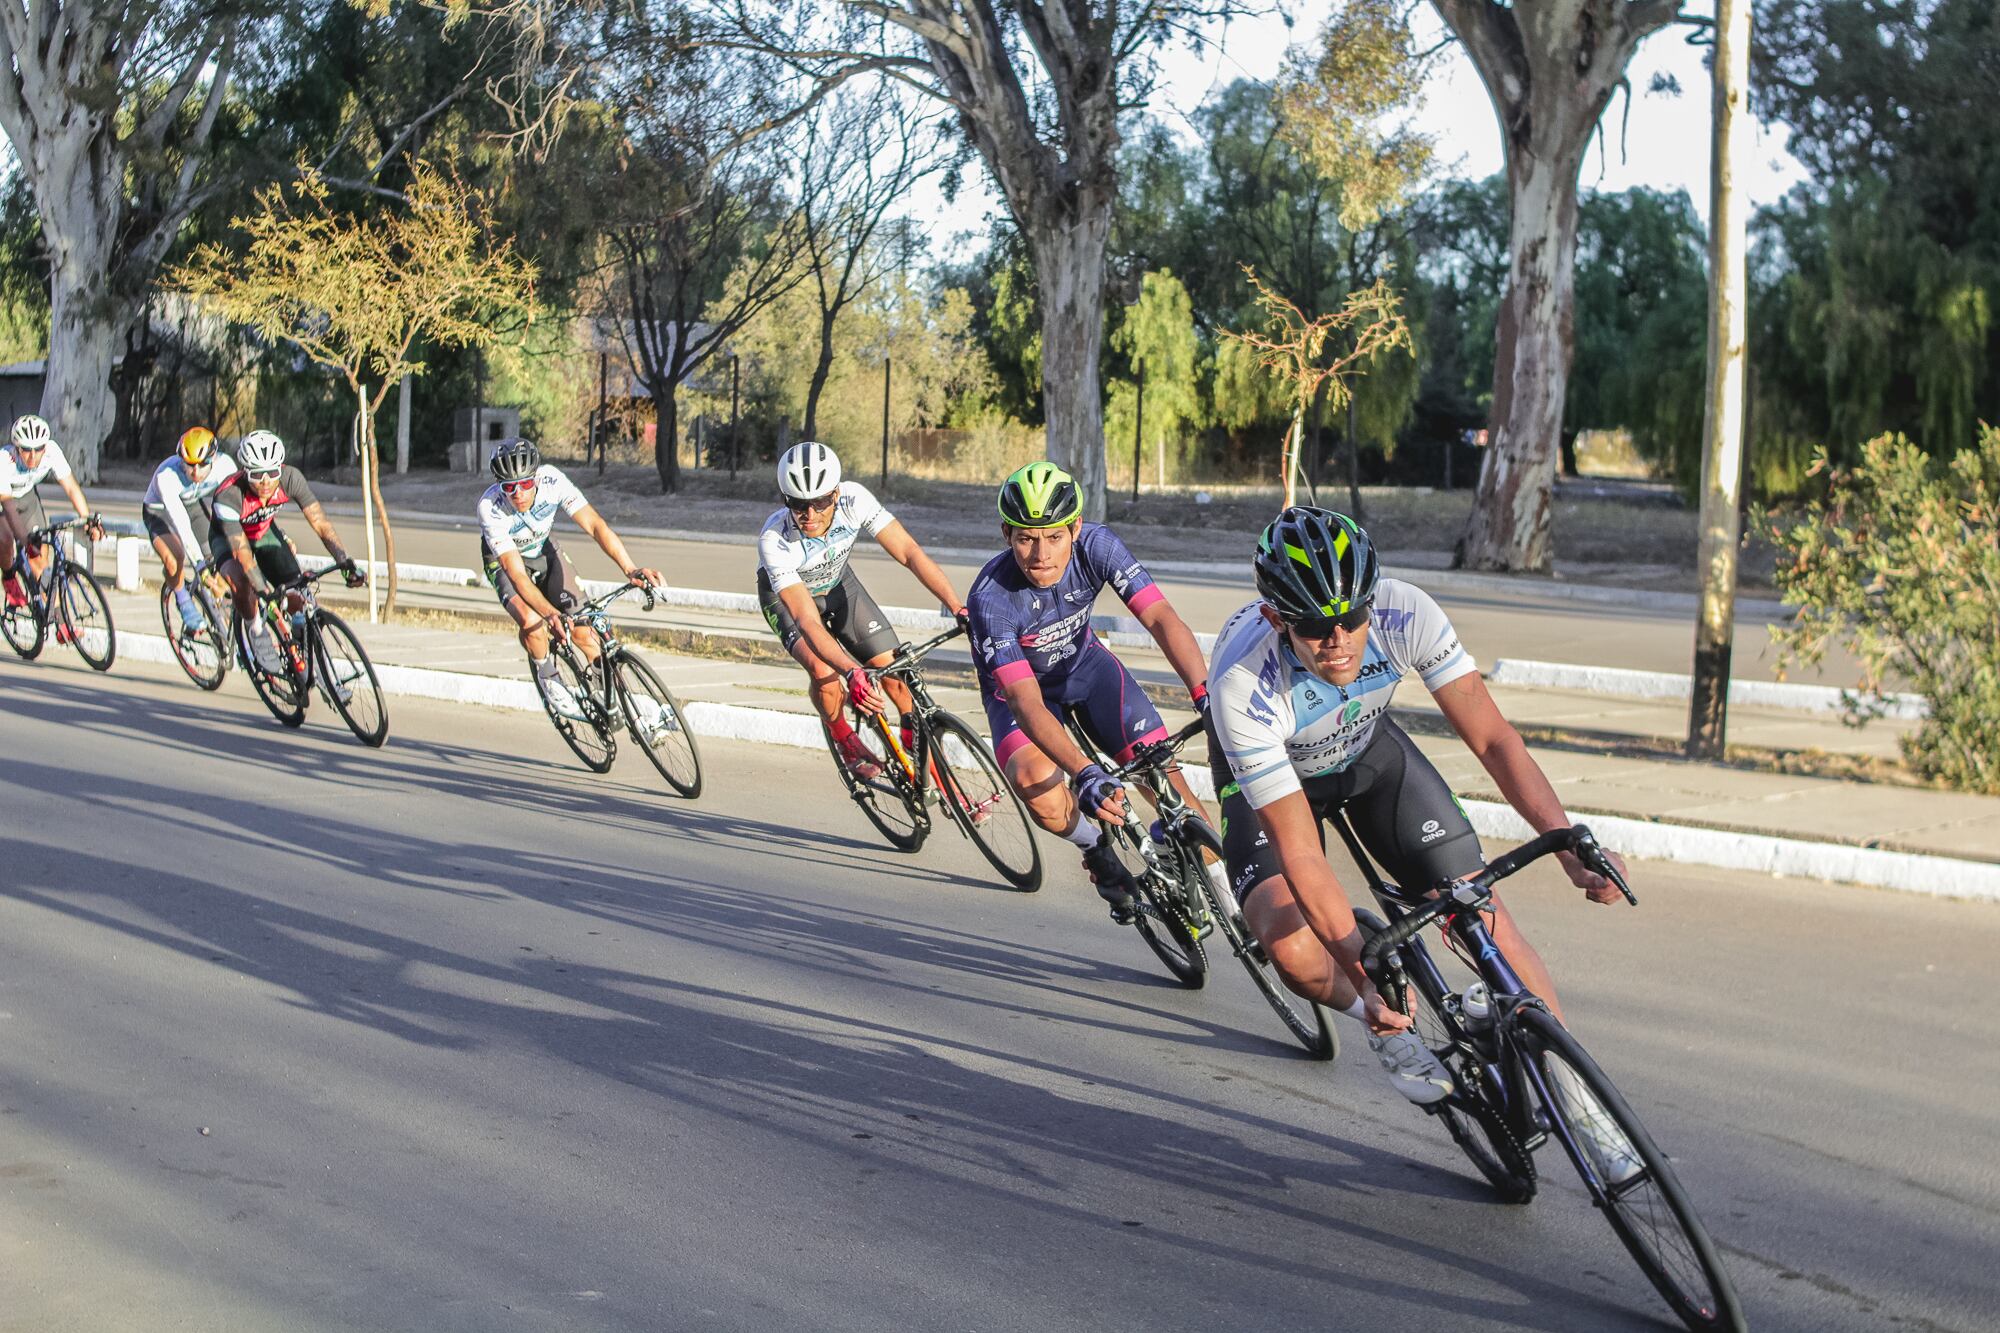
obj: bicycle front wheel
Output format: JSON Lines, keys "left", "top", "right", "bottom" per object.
{"left": 313, "top": 611, "right": 388, "bottom": 747}
{"left": 1514, "top": 1005, "right": 1744, "bottom": 1331}
{"left": 612, "top": 651, "right": 703, "bottom": 798}
{"left": 159, "top": 581, "right": 229, "bottom": 690}
{"left": 536, "top": 646, "right": 615, "bottom": 772}
{"left": 2, "top": 571, "right": 43, "bottom": 659}
{"left": 925, "top": 711, "right": 1040, "bottom": 890}
{"left": 822, "top": 707, "right": 929, "bottom": 852}
{"left": 241, "top": 619, "right": 307, "bottom": 727}
{"left": 1183, "top": 817, "right": 1333, "bottom": 1058}
{"left": 1123, "top": 827, "right": 1207, "bottom": 988}
{"left": 59, "top": 565, "right": 114, "bottom": 670}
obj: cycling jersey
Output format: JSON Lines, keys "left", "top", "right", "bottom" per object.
{"left": 476, "top": 464, "right": 588, "bottom": 560}
{"left": 214, "top": 464, "right": 320, "bottom": 543}
{"left": 1208, "top": 579, "right": 1476, "bottom": 809}
{"left": 144, "top": 453, "right": 239, "bottom": 555}
{"left": 757, "top": 481, "right": 894, "bottom": 596}
{"left": 0, "top": 439, "right": 71, "bottom": 499}
{"left": 964, "top": 522, "right": 1162, "bottom": 690}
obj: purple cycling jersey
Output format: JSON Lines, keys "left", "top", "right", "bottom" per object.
{"left": 966, "top": 522, "right": 1164, "bottom": 690}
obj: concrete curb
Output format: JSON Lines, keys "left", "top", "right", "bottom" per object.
{"left": 1487, "top": 658, "right": 1929, "bottom": 721}
{"left": 111, "top": 628, "right": 1996, "bottom": 903}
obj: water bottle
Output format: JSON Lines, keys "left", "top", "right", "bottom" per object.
{"left": 289, "top": 610, "right": 308, "bottom": 642}
{"left": 1460, "top": 981, "right": 1493, "bottom": 1029}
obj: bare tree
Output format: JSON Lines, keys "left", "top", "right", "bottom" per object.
{"left": 1432, "top": 0, "right": 1690, "bottom": 572}
{"left": 0, "top": 0, "right": 241, "bottom": 478}
{"left": 790, "top": 84, "right": 951, "bottom": 440}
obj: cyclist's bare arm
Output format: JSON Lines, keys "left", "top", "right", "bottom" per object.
{"left": 776, "top": 581, "right": 863, "bottom": 675}
{"left": 1432, "top": 672, "right": 1626, "bottom": 902}
{"left": 297, "top": 501, "right": 352, "bottom": 566}
{"left": 571, "top": 503, "right": 660, "bottom": 585}
{"left": 874, "top": 520, "right": 964, "bottom": 615}
{"left": 496, "top": 549, "right": 564, "bottom": 628}
{"left": 1133, "top": 598, "right": 1208, "bottom": 700}
{"left": 56, "top": 473, "right": 98, "bottom": 533}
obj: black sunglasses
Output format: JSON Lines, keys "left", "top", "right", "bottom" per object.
{"left": 1285, "top": 600, "right": 1373, "bottom": 639}
{"left": 785, "top": 493, "right": 836, "bottom": 514}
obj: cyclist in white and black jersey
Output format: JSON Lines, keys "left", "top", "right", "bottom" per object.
{"left": 142, "top": 426, "right": 238, "bottom": 632}
{"left": 755, "top": 441, "right": 967, "bottom": 779}
{"left": 478, "top": 439, "right": 663, "bottom": 717}
{"left": 1207, "top": 506, "right": 1629, "bottom": 1106}
{"left": 1, "top": 414, "right": 102, "bottom": 611}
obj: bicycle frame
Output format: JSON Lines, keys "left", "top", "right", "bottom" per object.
{"left": 14, "top": 517, "right": 85, "bottom": 621}
{"left": 854, "top": 624, "right": 963, "bottom": 798}
{"left": 1072, "top": 716, "right": 1219, "bottom": 913}
{"left": 552, "top": 582, "right": 654, "bottom": 711}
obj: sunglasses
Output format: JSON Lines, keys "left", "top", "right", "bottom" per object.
{"left": 245, "top": 467, "right": 282, "bottom": 482}
{"left": 785, "top": 493, "right": 836, "bottom": 515}
{"left": 499, "top": 477, "right": 538, "bottom": 495}
{"left": 1284, "top": 600, "right": 1373, "bottom": 639}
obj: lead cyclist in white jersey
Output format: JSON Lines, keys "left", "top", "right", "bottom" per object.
{"left": 755, "top": 442, "right": 967, "bottom": 780}
{"left": 478, "top": 438, "right": 663, "bottom": 715}
{"left": 143, "top": 426, "right": 238, "bottom": 632}
{"left": 1207, "top": 506, "right": 1630, "bottom": 1107}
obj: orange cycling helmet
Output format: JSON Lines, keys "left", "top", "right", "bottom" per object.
{"left": 178, "top": 426, "right": 217, "bottom": 467}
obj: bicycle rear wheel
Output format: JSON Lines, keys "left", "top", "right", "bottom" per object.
{"left": 313, "top": 611, "right": 388, "bottom": 747}
{"left": 822, "top": 707, "right": 929, "bottom": 852}
{"left": 240, "top": 617, "right": 307, "bottom": 728}
{"left": 159, "top": 581, "right": 229, "bottom": 690}
{"left": 536, "top": 646, "right": 615, "bottom": 772}
{"left": 58, "top": 565, "right": 113, "bottom": 670}
{"left": 2, "top": 570, "right": 43, "bottom": 659}
{"left": 612, "top": 650, "right": 703, "bottom": 798}
{"left": 925, "top": 710, "right": 1040, "bottom": 890}
{"left": 1514, "top": 1006, "right": 1744, "bottom": 1332}
{"left": 1184, "top": 818, "right": 1333, "bottom": 1058}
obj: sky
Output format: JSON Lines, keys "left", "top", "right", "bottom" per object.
{"left": 911, "top": 1, "right": 1807, "bottom": 262}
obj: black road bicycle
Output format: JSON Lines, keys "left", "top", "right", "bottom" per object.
{"left": 1069, "top": 717, "right": 1335, "bottom": 1057}
{"left": 234, "top": 566, "right": 389, "bottom": 747}
{"left": 532, "top": 583, "right": 702, "bottom": 798}
{"left": 822, "top": 624, "right": 1042, "bottom": 891}
{"left": 159, "top": 566, "right": 235, "bottom": 691}
{"left": 1349, "top": 819, "right": 1744, "bottom": 1332}
{"left": 2, "top": 516, "right": 115, "bottom": 671}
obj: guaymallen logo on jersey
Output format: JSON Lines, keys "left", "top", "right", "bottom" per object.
{"left": 1341, "top": 699, "right": 1363, "bottom": 724}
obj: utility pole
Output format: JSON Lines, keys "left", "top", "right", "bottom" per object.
{"left": 1688, "top": 0, "right": 1752, "bottom": 759}
{"left": 395, "top": 373, "right": 411, "bottom": 475}
{"left": 728, "top": 354, "right": 740, "bottom": 481}
{"left": 880, "top": 358, "right": 891, "bottom": 493}
{"left": 1131, "top": 360, "right": 1144, "bottom": 503}
{"left": 595, "top": 353, "right": 608, "bottom": 475}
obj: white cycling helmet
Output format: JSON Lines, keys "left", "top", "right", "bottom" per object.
{"left": 777, "top": 441, "right": 841, "bottom": 500}
{"left": 11, "top": 414, "right": 51, "bottom": 450}
{"left": 239, "top": 429, "right": 286, "bottom": 472}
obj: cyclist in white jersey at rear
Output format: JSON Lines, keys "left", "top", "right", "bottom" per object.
{"left": 478, "top": 438, "right": 663, "bottom": 718}
{"left": 1, "top": 414, "right": 103, "bottom": 610}
{"left": 1206, "top": 506, "right": 1630, "bottom": 1106}
{"left": 142, "top": 426, "right": 238, "bottom": 632}
{"left": 755, "top": 442, "right": 968, "bottom": 780}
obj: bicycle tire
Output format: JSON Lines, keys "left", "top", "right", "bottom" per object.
{"left": 536, "top": 644, "right": 616, "bottom": 772}
{"left": 1356, "top": 907, "right": 1537, "bottom": 1204}
{"left": 313, "top": 611, "right": 389, "bottom": 747}
{"left": 159, "top": 581, "right": 229, "bottom": 690}
{"left": 1122, "top": 826, "right": 1207, "bottom": 987}
{"left": 822, "top": 706, "right": 929, "bottom": 852}
{"left": 240, "top": 614, "right": 307, "bottom": 728}
{"left": 1513, "top": 1005, "right": 1745, "bottom": 1332}
{"left": 1183, "top": 818, "right": 1335, "bottom": 1058}
{"left": 612, "top": 650, "right": 703, "bottom": 798}
{"left": 925, "top": 710, "right": 1041, "bottom": 890}
{"left": 58, "top": 565, "right": 113, "bottom": 670}
{"left": 2, "top": 571, "right": 43, "bottom": 659}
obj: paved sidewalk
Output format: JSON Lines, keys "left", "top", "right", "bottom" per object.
{"left": 104, "top": 586, "right": 2000, "bottom": 871}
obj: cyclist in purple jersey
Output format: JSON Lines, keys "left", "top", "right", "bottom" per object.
{"left": 966, "top": 462, "right": 1213, "bottom": 917}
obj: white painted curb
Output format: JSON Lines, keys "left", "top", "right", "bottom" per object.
{"left": 110, "top": 629, "right": 1994, "bottom": 903}
{"left": 1487, "top": 658, "right": 1929, "bottom": 720}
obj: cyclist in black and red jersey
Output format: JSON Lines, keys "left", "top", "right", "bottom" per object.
{"left": 211, "top": 430, "right": 365, "bottom": 672}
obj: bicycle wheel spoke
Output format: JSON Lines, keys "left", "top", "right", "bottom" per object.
{"left": 824, "top": 709, "right": 927, "bottom": 851}
{"left": 314, "top": 612, "right": 389, "bottom": 747}
{"left": 926, "top": 712, "right": 1041, "bottom": 890}
{"left": 612, "top": 652, "right": 703, "bottom": 798}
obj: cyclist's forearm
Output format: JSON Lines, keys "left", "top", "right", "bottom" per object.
{"left": 798, "top": 615, "right": 861, "bottom": 675}
{"left": 1138, "top": 604, "right": 1207, "bottom": 695}
{"left": 904, "top": 549, "right": 962, "bottom": 613}
{"left": 1279, "top": 852, "right": 1372, "bottom": 990}
{"left": 1009, "top": 689, "right": 1092, "bottom": 779}
{"left": 61, "top": 478, "right": 90, "bottom": 518}
{"left": 594, "top": 529, "right": 641, "bottom": 578}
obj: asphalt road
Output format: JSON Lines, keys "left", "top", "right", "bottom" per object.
{"left": 5, "top": 653, "right": 1993, "bottom": 1331}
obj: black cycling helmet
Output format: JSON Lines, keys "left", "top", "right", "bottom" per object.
{"left": 998, "top": 461, "right": 1082, "bottom": 528}
{"left": 1253, "top": 506, "right": 1380, "bottom": 623}
{"left": 490, "top": 437, "right": 542, "bottom": 483}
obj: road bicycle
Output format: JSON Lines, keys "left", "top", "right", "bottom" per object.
{"left": 233, "top": 565, "right": 389, "bottom": 747}
{"left": 532, "top": 582, "right": 702, "bottom": 798}
{"left": 1, "top": 515, "right": 114, "bottom": 671}
{"left": 822, "top": 624, "right": 1042, "bottom": 891}
{"left": 1070, "top": 714, "right": 1336, "bottom": 1053}
{"left": 158, "top": 563, "right": 235, "bottom": 691}
{"left": 1350, "top": 819, "right": 1744, "bottom": 1332}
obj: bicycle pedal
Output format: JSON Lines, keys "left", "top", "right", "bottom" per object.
{"left": 1108, "top": 903, "right": 1137, "bottom": 926}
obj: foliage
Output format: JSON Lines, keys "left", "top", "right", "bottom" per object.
{"left": 1105, "top": 270, "right": 1205, "bottom": 478}
{"left": 1764, "top": 430, "right": 2000, "bottom": 793}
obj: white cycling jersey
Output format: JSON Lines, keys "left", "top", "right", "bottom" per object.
{"left": 476, "top": 464, "right": 589, "bottom": 560}
{"left": 1208, "top": 578, "right": 1477, "bottom": 809}
{"left": 0, "top": 438, "right": 72, "bottom": 499}
{"left": 757, "top": 480, "right": 894, "bottom": 596}
{"left": 144, "top": 453, "right": 240, "bottom": 554}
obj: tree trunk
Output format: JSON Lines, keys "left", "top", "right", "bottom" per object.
{"left": 42, "top": 217, "right": 126, "bottom": 481}
{"left": 1029, "top": 208, "right": 1112, "bottom": 520}
{"left": 364, "top": 411, "right": 399, "bottom": 621}
{"left": 1455, "top": 149, "right": 1583, "bottom": 573}
{"left": 803, "top": 306, "right": 837, "bottom": 441}
{"left": 655, "top": 379, "right": 681, "bottom": 493}
{"left": 1345, "top": 392, "right": 1365, "bottom": 521}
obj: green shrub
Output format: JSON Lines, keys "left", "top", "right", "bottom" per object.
{"left": 1764, "top": 429, "right": 2000, "bottom": 792}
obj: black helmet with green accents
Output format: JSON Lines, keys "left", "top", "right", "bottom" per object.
{"left": 998, "top": 461, "right": 1083, "bottom": 528}
{"left": 1253, "top": 506, "right": 1379, "bottom": 623}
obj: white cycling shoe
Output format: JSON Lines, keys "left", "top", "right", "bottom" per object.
{"left": 1368, "top": 1029, "right": 1455, "bottom": 1105}
{"left": 543, "top": 678, "right": 588, "bottom": 723}
{"left": 246, "top": 626, "right": 286, "bottom": 674}
{"left": 1547, "top": 1062, "right": 1644, "bottom": 1185}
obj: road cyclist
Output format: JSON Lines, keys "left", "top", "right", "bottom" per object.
{"left": 1, "top": 413, "right": 105, "bottom": 625}
{"left": 755, "top": 440, "right": 968, "bottom": 782}
{"left": 477, "top": 437, "right": 666, "bottom": 723}
{"left": 144, "top": 427, "right": 238, "bottom": 670}
{"left": 211, "top": 430, "right": 367, "bottom": 675}
{"left": 964, "top": 461, "right": 1216, "bottom": 918}
{"left": 1204, "top": 505, "right": 1632, "bottom": 1111}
